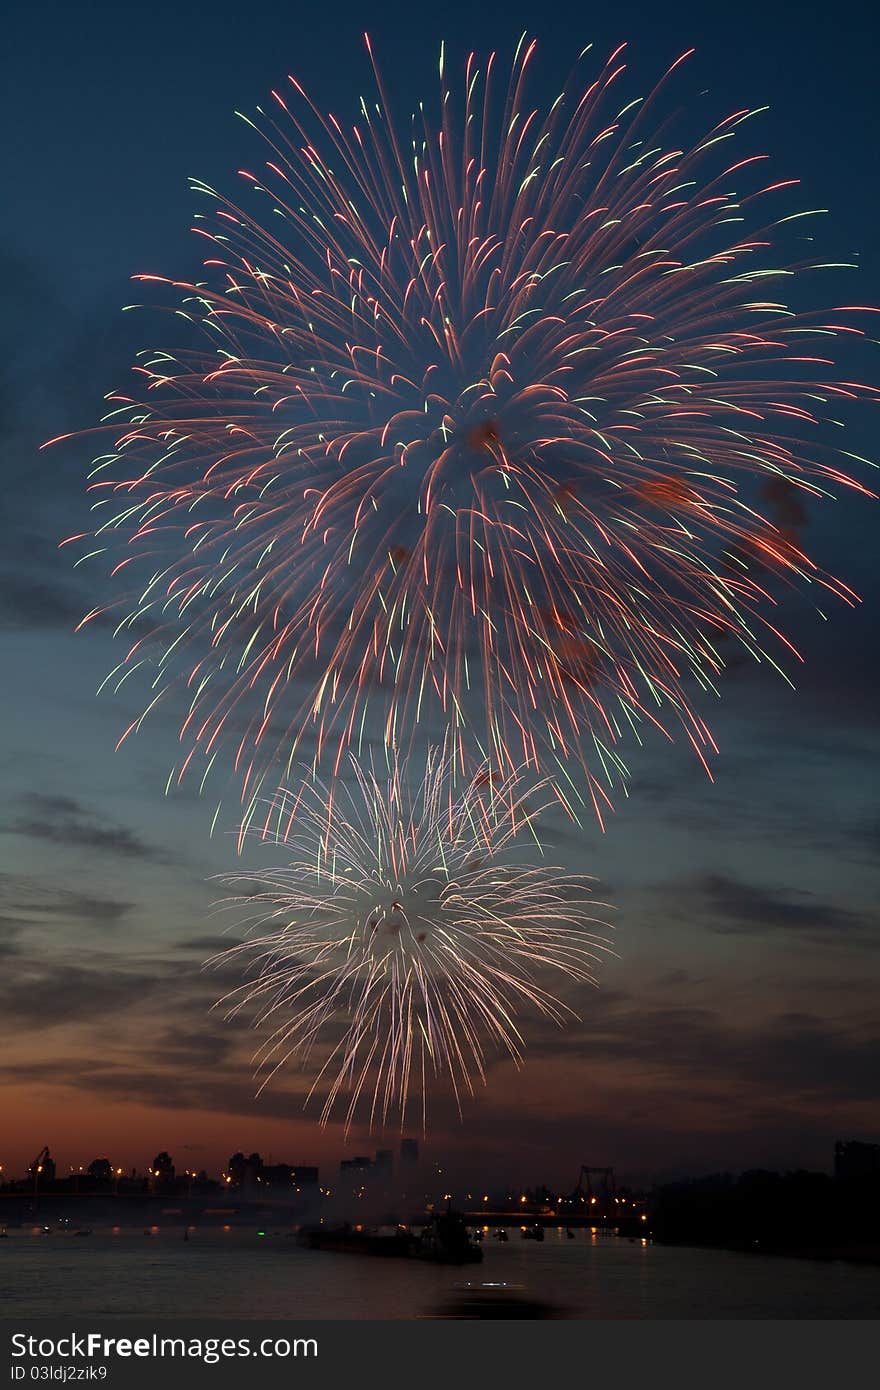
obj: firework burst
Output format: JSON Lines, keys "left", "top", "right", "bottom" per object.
{"left": 210, "top": 749, "right": 611, "bottom": 1129}
{"left": 55, "top": 36, "right": 876, "bottom": 828}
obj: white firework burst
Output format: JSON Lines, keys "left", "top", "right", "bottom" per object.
{"left": 209, "top": 748, "right": 612, "bottom": 1129}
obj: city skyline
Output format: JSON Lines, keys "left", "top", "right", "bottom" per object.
{"left": 8, "top": 1134, "right": 878, "bottom": 1189}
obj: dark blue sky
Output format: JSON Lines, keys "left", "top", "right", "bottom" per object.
{"left": 0, "top": 0, "right": 877, "bottom": 1185}
{"left": 4, "top": 0, "right": 878, "bottom": 307}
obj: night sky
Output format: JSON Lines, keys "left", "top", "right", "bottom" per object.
{"left": 1, "top": 0, "right": 877, "bottom": 1190}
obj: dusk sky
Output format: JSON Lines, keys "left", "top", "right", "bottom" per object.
{"left": 1, "top": 0, "right": 877, "bottom": 1191}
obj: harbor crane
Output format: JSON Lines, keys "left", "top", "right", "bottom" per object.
{"left": 28, "top": 1147, "right": 50, "bottom": 1178}
{"left": 573, "top": 1166, "right": 616, "bottom": 1203}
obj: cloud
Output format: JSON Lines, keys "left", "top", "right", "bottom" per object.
{"left": 521, "top": 997, "right": 880, "bottom": 1107}
{"left": 0, "top": 922, "right": 21, "bottom": 958}
{"left": 7, "top": 793, "right": 167, "bottom": 862}
{"left": 0, "top": 873, "right": 135, "bottom": 937}
{"left": 73, "top": 1066, "right": 307, "bottom": 1124}
{"left": 60, "top": 894, "right": 134, "bottom": 926}
{"left": 146, "top": 1023, "right": 240, "bottom": 1071}
{"left": 0, "top": 572, "right": 84, "bottom": 630}
{"left": 0, "top": 1048, "right": 308, "bottom": 1125}
{"left": 688, "top": 872, "right": 872, "bottom": 942}
{"left": 175, "top": 934, "right": 242, "bottom": 955}
{"left": 0, "top": 895, "right": 132, "bottom": 930}
{"left": 0, "top": 962, "right": 159, "bottom": 1026}
{"left": 853, "top": 816, "right": 880, "bottom": 856}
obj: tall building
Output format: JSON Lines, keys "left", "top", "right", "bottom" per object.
{"left": 340, "top": 1156, "right": 373, "bottom": 1175}
{"left": 834, "top": 1140, "right": 880, "bottom": 1180}
{"left": 400, "top": 1138, "right": 419, "bottom": 1167}
{"left": 261, "top": 1163, "right": 319, "bottom": 1188}
{"left": 228, "top": 1152, "right": 264, "bottom": 1190}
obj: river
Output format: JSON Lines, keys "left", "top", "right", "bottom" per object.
{"left": 3, "top": 1226, "right": 878, "bottom": 1319}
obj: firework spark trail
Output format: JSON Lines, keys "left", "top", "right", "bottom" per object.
{"left": 209, "top": 748, "right": 613, "bottom": 1129}
{"left": 53, "top": 37, "right": 877, "bottom": 830}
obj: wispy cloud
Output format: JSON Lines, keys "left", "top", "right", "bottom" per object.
{"left": 692, "top": 872, "right": 872, "bottom": 941}
{"left": 0, "top": 573, "right": 84, "bottom": 630}
{"left": 7, "top": 793, "right": 168, "bottom": 863}
{"left": 0, "top": 961, "right": 159, "bottom": 1026}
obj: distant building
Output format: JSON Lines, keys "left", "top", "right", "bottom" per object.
{"left": 835, "top": 1140, "right": 880, "bottom": 1181}
{"left": 374, "top": 1150, "right": 393, "bottom": 1179}
{"left": 261, "top": 1163, "right": 292, "bottom": 1188}
{"left": 88, "top": 1158, "right": 113, "bottom": 1183}
{"left": 228, "top": 1152, "right": 263, "bottom": 1190}
{"left": 339, "top": 1156, "right": 373, "bottom": 1195}
{"left": 262, "top": 1163, "right": 319, "bottom": 1189}
{"left": 400, "top": 1138, "right": 419, "bottom": 1167}
{"left": 340, "top": 1156, "right": 373, "bottom": 1175}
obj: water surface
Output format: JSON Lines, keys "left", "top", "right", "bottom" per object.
{"left": 2, "top": 1227, "right": 878, "bottom": 1319}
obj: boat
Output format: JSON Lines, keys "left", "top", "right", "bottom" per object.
{"left": 297, "top": 1223, "right": 414, "bottom": 1257}
{"left": 521, "top": 1223, "right": 545, "bottom": 1242}
{"left": 493, "top": 1228, "right": 509, "bottom": 1242}
{"left": 298, "top": 1210, "right": 482, "bottom": 1264}
{"left": 415, "top": 1211, "right": 483, "bottom": 1264}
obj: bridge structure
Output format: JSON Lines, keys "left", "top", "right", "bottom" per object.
{"left": 463, "top": 1165, "right": 650, "bottom": 1235}
{"left": 573, "top": 1166, "right": 616, "bottom": 1204}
